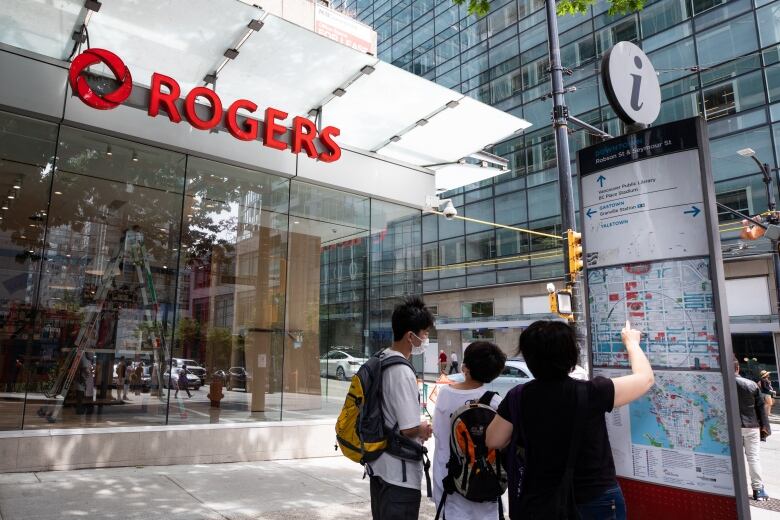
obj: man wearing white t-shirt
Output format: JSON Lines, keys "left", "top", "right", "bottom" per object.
{"left": 367, "top": 296, "right": 435, "bottom": 520}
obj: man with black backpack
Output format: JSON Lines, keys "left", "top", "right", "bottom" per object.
{"left": 365, "top": 296, "right": 435, "bottom": 519}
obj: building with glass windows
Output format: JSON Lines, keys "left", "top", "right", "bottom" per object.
{"left": 331, "top": 0, "right": 780, "bottom": 382}
{"left": 0, "top": 0, "right": 531, "bottom": 470}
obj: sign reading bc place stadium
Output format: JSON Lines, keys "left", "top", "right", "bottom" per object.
{"left": 68, "top": 48, "right": 342, "bottom": 162}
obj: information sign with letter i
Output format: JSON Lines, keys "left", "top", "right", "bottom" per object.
{"left": 577, "top": 117, "right": 750, "bottom": 519}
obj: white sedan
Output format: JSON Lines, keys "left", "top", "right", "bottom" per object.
{"left": 320, "top": 349, "right": 367, "bottom": 381}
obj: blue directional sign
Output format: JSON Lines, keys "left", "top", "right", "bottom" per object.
{"left": 684, "top": 205, "right": 701, "bottom": 217}
{"left": 597, "top": 175, "right": 606, "bottom": 187}
{"left": 586, "top": 208, "right": 597, "bottom": 219}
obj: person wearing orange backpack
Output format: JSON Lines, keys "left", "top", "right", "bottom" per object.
{"left": 433, "top": 341, "right": 507, "bottom": 519}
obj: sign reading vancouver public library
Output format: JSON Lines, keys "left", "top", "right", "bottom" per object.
{"left": 578, "top": 117, "right": 746, "bottom": 517}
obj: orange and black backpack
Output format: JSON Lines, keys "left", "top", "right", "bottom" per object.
{"left": 435, "top": 391, "right": 507, "bottom": 520}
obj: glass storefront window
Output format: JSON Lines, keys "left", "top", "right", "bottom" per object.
{"left": 0, "top": 104, "right": 422, "bottom": 430}
{"left": 32, "top": 126, "right": 185, "bottom": 429}
{"left": 0, "top": 111, "right": 58, "bottom": 430}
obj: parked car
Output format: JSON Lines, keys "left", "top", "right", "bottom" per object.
{"left": 320, "top": 349, "right": 367, "bottom": 381}
{"left": 224, "top": 367, "right": 250, "bottom": 391}
{"left": 172, "top": 358, "right": 207, "bottom": 384}
{"left": 163, "top": 367, "right": 201, "bottom": 390}
{"left": 446, "top": 359, "right": 534, "bottom": 396}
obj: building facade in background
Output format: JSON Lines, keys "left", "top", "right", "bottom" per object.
{"left": 331, "top": 0, "right": 780, "bottom": 383}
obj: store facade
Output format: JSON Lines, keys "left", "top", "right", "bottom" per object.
{"left": 0, "top": 21, "right": 435, "bottom": 471}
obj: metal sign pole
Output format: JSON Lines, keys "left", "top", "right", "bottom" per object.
{"left": 696, "top": 118, "right": 751, "bottom": 519}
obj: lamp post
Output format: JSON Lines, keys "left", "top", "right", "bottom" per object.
{"left": 736, "top": 148, "right": 780, "bottom": 318}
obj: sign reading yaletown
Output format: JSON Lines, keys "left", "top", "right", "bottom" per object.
{"left": 68, "top": 48, "right": 342, "bottom": 162}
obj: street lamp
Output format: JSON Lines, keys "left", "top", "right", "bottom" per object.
{"left": 736, "top": 149, "right": 780, "bottom": 318}
{"left": 737, "top": 148, "right": 776, "bottom": 212}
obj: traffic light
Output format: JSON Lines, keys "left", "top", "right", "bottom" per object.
{"left": 566, "top": 229, "right": 583, "bottom": 278}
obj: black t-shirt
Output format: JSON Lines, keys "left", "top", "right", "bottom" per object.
{"left": 497, "top": 376, "right": 616, "bottom": 504}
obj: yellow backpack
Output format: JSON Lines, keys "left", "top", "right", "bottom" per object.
{"left": 335, "top": 351, "right": 415, "bottom": 463}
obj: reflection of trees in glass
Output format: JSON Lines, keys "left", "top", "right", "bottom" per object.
{"left": 206, "top": 327, "right": 233, "bottom": 373}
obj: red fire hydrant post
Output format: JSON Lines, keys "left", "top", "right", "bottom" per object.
{"left": 208, "top": 373, "right": 225, "bottom": 408}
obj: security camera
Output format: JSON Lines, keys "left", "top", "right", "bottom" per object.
{"left": 442, "top": 200, "right": 457, "bottom": 220}
{"left": 546, "top": 283, "right": 556, "bottom": 294}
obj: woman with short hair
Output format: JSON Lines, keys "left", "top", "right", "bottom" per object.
{"left": 486, "top": 320, "right": 654, "bottom": 519}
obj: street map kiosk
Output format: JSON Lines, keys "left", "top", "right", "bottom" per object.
{"left": 577, "top": 117, "right": 749, "bottom": 519}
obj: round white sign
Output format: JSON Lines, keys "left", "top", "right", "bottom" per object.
{"left": 602, "top": 41, "right": 661, "bottom": 126}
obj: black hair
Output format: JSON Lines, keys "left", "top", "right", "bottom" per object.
{"left": 518, "top": 320, "right": 578, "bottom": 380}
{"left": 391, "top": 295, "right": 435, "bottom": 341}
{"left": 463, "top": 341, "right": 506, "bottom": 383}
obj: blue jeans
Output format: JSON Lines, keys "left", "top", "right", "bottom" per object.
{"left": 577, "top": 485, "right": 626, "bottom": 520}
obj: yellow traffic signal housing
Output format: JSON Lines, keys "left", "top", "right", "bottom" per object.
{"left": 549, "top": 287, "right": 574, "bottom": 321}
{"left": 566, "top": 229, "right": 583, "bottom": 278}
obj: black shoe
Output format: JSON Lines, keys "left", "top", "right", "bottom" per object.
{"left": 754, "top": 487, "right": 770, "bottom": 501}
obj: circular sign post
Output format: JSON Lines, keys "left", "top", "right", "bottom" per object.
{"left": 601, "top": 41, "right": 661, "bottom": 127}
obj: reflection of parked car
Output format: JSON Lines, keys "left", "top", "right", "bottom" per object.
{"left": 163, "top": 367, "right": 201, "bottom": 390}
{"left": 447, "top": 359, "right": 533, "bottom": 395}
{"left": 225, "top": 367, "right": 250, "bottom": 391}
{"left": 320, "top": 349, "right": 367, "bottom": 381}
{"left": 172, "top": 358, "right": 206, "bottom": 384}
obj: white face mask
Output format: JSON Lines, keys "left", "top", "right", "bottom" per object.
{"left": 410, "top": 332, "right": 429, "bottom": 356}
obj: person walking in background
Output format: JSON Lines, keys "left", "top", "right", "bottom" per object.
{"left": 439, "top": 350, "right": 447, "bottom": 374}
{"left": 175, "top": 365, "right": 192, "bottom": 398}
{"left": 449, "top": 351, "right": 458, "bottom": 375}
{"left": 486, "top": 320, "right": 654, "bottom": 519}
{"left": 758, "top": 370, "right": 775, "bottom": 422}
{"left": 133, "top": 362, "right": 143, "bottom": 396}
{"left": 736, "top": 360, "right": 771, "bottom": 500}
{"left": 116, "top": 356, "right": 128, "bottom": 400}
{"left": 433, "top": 341, "right": 506, "bottom": 519}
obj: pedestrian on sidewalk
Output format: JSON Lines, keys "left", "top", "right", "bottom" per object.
{"left": 449, "top": 351, "right": 458, "bottom": 375}
{"left": 433, "top": 340, "right": 506, "bottom": 519}
{"left": 367, "top": 295, "right": 434, "bottom": 520}
{"left": 439, "top": 350, "right": 447, "bottom": 374}
{"left": 758, "top": 370, "right": 776, "bottom": 422}
{"left": 486, "top": 320, "right": 655, "bottom": 519}
{"left": 116, "top": 356, "right": 128, "bottom": 400}
{"left": 736, "top": 359, "right": 771, "bottom": 501}
{"left": 175, "top": 366, "right": 192, "bottom": 398}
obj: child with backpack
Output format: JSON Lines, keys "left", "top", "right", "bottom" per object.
{"left": 433, "top": 341, "right": 507, "bottom": 519}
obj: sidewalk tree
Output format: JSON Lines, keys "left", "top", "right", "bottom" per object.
{"left": 452, "top": 0, "right": 643, "bottom": 16}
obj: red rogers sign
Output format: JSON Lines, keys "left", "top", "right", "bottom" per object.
{"left": 68, "top": 48, "right": 341, "bottom": 162}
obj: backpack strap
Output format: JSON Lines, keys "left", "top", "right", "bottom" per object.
{"left": 477, "top": 390, "right": 498, "bottom": 407}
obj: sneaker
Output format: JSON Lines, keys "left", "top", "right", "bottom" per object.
{"left": 754, "top": 487, "right": 770, "bottom": 501}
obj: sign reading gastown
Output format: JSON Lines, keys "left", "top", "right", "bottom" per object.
{"left": 601, "top": 42, "right": 661, "bottom": 127}
{"left": 68, "top": 48, "right": 341, "bottom": 162}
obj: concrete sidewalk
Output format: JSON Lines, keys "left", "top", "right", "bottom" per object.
{"left": 0, "top": 455, "right": 436, "bottom": 520}
{"left": 0, "top": 419, "right": 779, "bottom": 519}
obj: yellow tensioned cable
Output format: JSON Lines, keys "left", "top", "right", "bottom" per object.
{"left": 428, "top": 210, "right": 562, "bottom": 240}
{"left": 422, "top": 249, "right": 563, "bottom": 273}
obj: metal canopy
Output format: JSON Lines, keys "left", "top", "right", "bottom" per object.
{"left": 0, "top": 0, "right": 531, "bottom": 190}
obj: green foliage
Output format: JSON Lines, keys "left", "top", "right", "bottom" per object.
{"left": 556, "top": 0, "right": 644, "bottom": 15}
{"left": 451, "top": 0, "right": 490, "bottom": 17}
{"left": 453, "top": 0, "right": 644, "bottom": 17}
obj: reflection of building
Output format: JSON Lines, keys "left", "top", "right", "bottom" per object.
{"left": 0, "top": 0, "right": 529, "bottom": 470}
{"left": 336, "top": 0, "right": 780, "bottom": 383}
